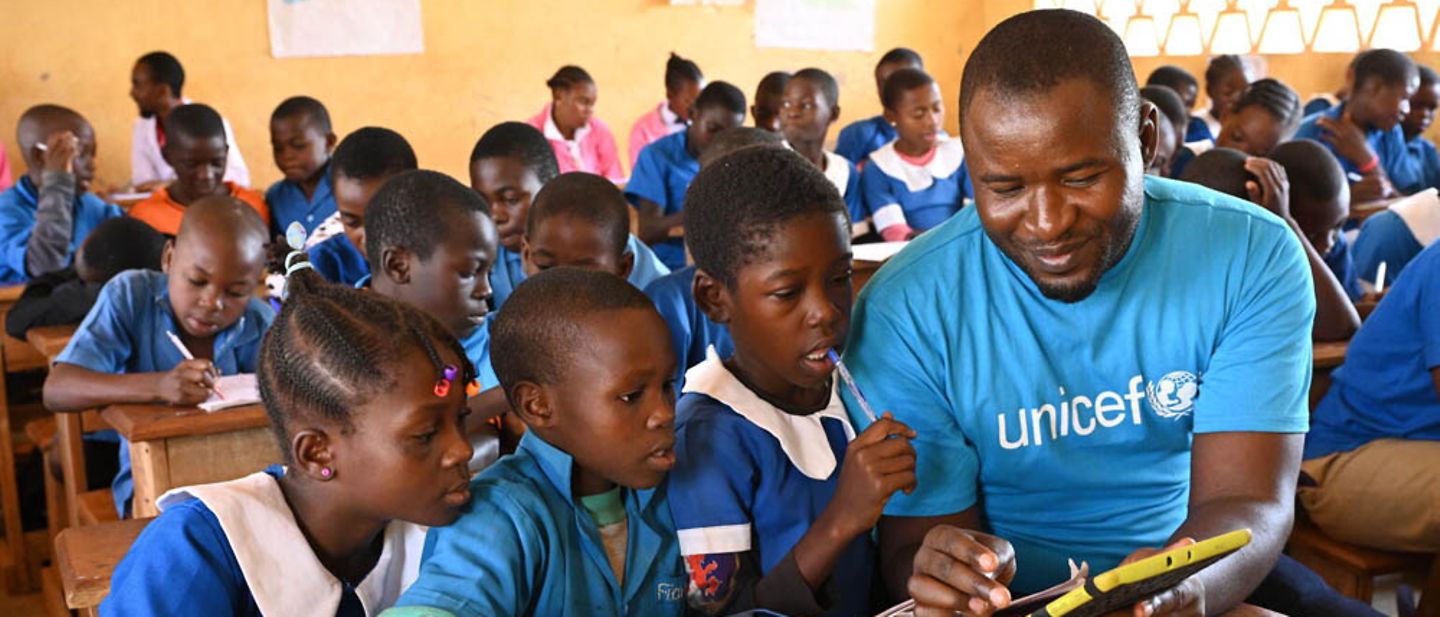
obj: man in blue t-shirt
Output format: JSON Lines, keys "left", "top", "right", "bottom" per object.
{"left": 843, "top": 12, "right": 1314, "bottom": 616}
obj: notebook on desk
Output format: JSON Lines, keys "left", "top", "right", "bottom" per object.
{"left": 199, "top": 374, "right": 261, "bottom": 413}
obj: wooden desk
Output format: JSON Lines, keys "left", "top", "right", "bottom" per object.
{"left": 1314, "top": 340, "right": 1349, "bottom": 370}
{"left": 102, "top": 403, "right": 279, "bottom": 518}
{"left": 26, "top": 324, "right": 76, "bottom": 363}
{"left": 0, "top": 285, "right": 24, "bottom": 305}
{"left": 55, "top": 517, "right": 151, "bottom": 612}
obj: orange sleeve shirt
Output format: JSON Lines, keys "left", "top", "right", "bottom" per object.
{"left": 129, "top": 182, "right": 272, "bottom": 236}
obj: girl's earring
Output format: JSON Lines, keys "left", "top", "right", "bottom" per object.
{"left": 320, "top": 467, "right": 333, "bottom": 479}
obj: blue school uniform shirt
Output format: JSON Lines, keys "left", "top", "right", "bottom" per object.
{"left": 1294, "top": 104, "right": 1422, "bottom": 194}
{"left": 1354, "top": 209, "right": 1430, "bottom": 288}
{"left": 0, "top": 176, "right": 122, "bottom": 284}
{"left": 1184, "top": 115, "right": 1215, "bottom": 145}
{"left": 395, "top": 432, "right": 687, "bottom": 617}
{"left": 1306, "top": 241, "right": 1440, "bottom": 460}
{"left": 860, "top": 139, "right": 970, "bottom": 233}
{"left": 840, "top": 176, "right": 1312, "bottom": 594}
{"left": 1401, "top": 136, "right": 1440, "bottom": 193}
{"left": 264, "top": 166, "right": 337, "bottom": 239}
{"left": 489, "top": 236, "right": 671, "bottom": 311}
{"left": 54, "top": 270, "right": 275, "bottom": 516}
{"left": 668, "top": 355, "right": 873, "bottom": 616}
{"left": 626, "top": 131, "right": 700, "bottom": 270}
{"left": 461, "top": 321, "right": 499, "bottom": 391}
{"left": 642, "top": 266, "right": 734, "bottom": 394}
{"left": 1324, "top": 233, "right": 1364, "bottom": 301}
{"left": 309, "top": 234, "right": 370, "bottom": 287}
{"left": 835, "top": 115, "right": 897, "bottom": 169}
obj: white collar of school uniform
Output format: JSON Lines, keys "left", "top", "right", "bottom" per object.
{"left": 867, "top": 137, "right": 966, "bottom": 193}
{"left": 1184, "top": 140, "right": 1214, "bottom": 158}
{"left": 822, "top": 151, "right": 853, "bottom": 196}
{"left": 658, "top": 102, "right": 684, "bottom": 129}
{"left": 682, "top": 348, "right": 854, "bottom": 480}
{"left": 1390, "top": 187, "right": 1440, "bottom": 246}
{"left": 542, "top": 105, "right": 591, "bottom": 145}
{"left": 157, "top": 471, "right": 428, "bottom": 617}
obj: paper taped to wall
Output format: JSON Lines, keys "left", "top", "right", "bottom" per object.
{"left": 268, "top": 0, "right": 424, "bottom": 59}
{"left": 755, "top": 0, "right": 876, "bottom": 52}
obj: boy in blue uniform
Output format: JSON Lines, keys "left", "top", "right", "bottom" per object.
{"left": 859, "top": 68, "right": 970, "bottom": 242}
{"left": 669, "top": 144, "right": 917, "bottom": 617}
{"left": 628, "top": 81, "right": 747, "bottom": 270}
{"left": 522, "top": 172, "right": 668, "bottom": 287}
{"left": 781, "top": 68, "right": 865, "bottom": 236}
{"left": 309, "top": 127, "right": 416, "bottom": 287}
{"left": 0, "top": 105, "right": 123, "bottom": 284}
{"left": 43, "top": 197, "right": 274, "bottom": 517}
{"left": 1294, "top": 49, "right": 1421, "bottom": 202}
{"left": 103, "top": 264, "right": 477, "bottom": 616}
{"left": 393, "top": 268, "right": 686, "bottom": 617}
{"left": 264, "top": 96, "right": 337, "bottom": 239}
{"left": 1352, "top": 190, "right": 1440, "bottom": 289}
{"left": 835, "top": 48, "right": 924, "bottom": 166}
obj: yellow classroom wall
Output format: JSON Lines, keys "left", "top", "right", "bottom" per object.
{"left": 7, "top": 0, "right": 1439, "bottom": 194}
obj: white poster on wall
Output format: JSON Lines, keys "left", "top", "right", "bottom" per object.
{"left": 754, "top": 0, "right": 875, "bottom": 52}
{"left": 267, "top": 0, "right": 424, "bottom": 59}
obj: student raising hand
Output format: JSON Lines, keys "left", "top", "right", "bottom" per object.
{"left": 157, "top": 358, "right": 218, "bottom": 406}
{"left": 41, "top": 131, "right": 80, "bottom": 175}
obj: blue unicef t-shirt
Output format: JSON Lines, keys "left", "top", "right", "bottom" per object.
{"left": 626, "top": 131, "right": 700, "bottom": 270}
{"left": 1307, "top": 240, "right": 1440, "bottom": 460}
{"left": 841, "top": 176, "right": 1313, "bottom": 594}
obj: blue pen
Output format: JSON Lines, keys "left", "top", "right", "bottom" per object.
{"left": 828, "top": 349, "right": 879, "bottom": 424}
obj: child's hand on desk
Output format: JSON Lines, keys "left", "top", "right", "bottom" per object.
{"left": 41, "top": 131, "right": 79, "bottom": 175}
{"left": 908, "top": 527, "right": 1016, "bottom": 616}
{"left": 158, "top": 358, "right": 218, "bottom": 406}
{"left": 828, "top": 414, "right": 917, "bottom": 537}
{"left": 1110, "top": 538, "right": 1203, "bottom": 617}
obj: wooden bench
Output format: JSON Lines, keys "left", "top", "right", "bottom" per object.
{"left": 1287, "top": 510, "right": 1432, "bottom": 602}
{"left": 0, "top": 286, "right": 52, "bottom": 592}
{"left": 55, "top": 516, "right": 151, "bottom": 615}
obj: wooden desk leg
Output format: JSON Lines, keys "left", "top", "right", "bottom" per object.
{"left": 0, "top": 349, "right": 33, "bottom": 592}
{"left": 56, "top": 413, "right": 88, "bottom": 529}
{"left": 127, "top": 440, "right": 168, "bottom": 519}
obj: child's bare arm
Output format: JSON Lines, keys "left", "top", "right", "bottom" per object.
{"left": 44, "top": 360, "right": 214, "bottom": 412}
{"left": 634, "top": 200, "right": 684, "bottom": 244}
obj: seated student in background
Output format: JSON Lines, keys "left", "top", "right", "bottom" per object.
{"left": 782, "top": 68, "right": 864, "bottom": 236}
{"left": 1146, "top": 65, "right": 1199, "bottom": 116}
{"left": 44, "top": 197, "right": 273, "bottom": 518}
{"left": 751, "top": 71, "right": 790, "bottom": 133}
{"left": 1139, "top": 85, "right": 1188, "bottom": 177}
{"left": 1187, "top": 54, "right": 1250, "bottom": 146}
{"left": 130, "top": 104, "right": 269, "bottom": 236}
{"left": 630, "top": 53, "right": 704, "bottom": 168}
{"left": 1181, "top": 147, "right": 1361, "bottom": 342}
{"left": 265, "top": 96, "right": 338, "bottom": 239}
{"left": 128, "top": 51, "right": 249, "bottom": 189}
{"left": 6, "top": 218, "right": 165, "bottom": 340}
{"left": 1301, "top": 240, "right": 1440, "bottom": 612}
{"left": 1399, "top": 64, "right": 1440, "bottom": 192}
{"left": 1294, "top": 49, "right": 1421, "bottom": 202}
{"left": 669, "top": 144, "right": 917, "bottom": 617}
{"left": 836, "top": 48, "right": 924, "bottom": 167}
{"left": 523, "top": 171, "right": 669, "bottom": 289}
{"left": 1172, "top": 78, "right": 1302, "bottom": 177}
{"left": 0, "top": 105, "right": 123, "bottom": 285}
{"left": 528, "top": 66, "right": 624, "bottom": 182}
{"left": 628, "top": 81, "right": 747, "bottom": 270}
{"left": 1271, "top": 139, "right": 1367, "bottom": 302}
{"left": 645, "top": 128, "right": 782, "bottom": 395}
{"left": 859, "top": 68, "right": 969, "bottom": 242}
{"left": 309, "top": 127, "right": 418, "bottom": 287}
{"left": 392, "top": 268, "right": 686, "bottom": 617}
{"left": 103, "top": 265, "right": 476, "bottom": 616}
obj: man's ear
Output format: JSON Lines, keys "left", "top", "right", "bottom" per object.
{"left": 160, "top": 240, "right": 175, "bottom": 273}
{"left": 693, "top": 268, "right": 734, "bottom": 325}
{"left": 510, "top": 382, "right": 555, "bottom": 429}
{"left": 292, "top": 428, "right": 336, "bottom": 480}
{"left": 380, "top": 246, "right": 413, "bottom": 285}
{"left": 1138, "top": 101, "right": 1160, "bottom": 170}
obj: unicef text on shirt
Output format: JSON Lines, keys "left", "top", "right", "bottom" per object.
{"left": 997, "top": 372, "right": 1200, "bottom": 450}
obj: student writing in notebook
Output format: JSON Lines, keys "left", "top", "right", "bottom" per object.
{"left": 129, "top": 104, "right": 269, "bottom": 236}
{"left": 309, "top": 127, "right": 418, "bottom": 288}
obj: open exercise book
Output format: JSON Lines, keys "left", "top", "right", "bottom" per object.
{"left": 875, "top": 560, "right": 1089, "bottom": 617}
{"left": 198, "top": 374, "right": 261, "bottom": 413}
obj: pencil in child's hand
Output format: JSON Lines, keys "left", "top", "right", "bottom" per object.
{"left": 828, "top": 349, "right": 878, "bottom": 425}
{"left": 165, "top": 330, "right": 224, "bottom": 400}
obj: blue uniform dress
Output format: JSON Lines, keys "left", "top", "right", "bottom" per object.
{"left": 626, "top": 131, "right": 701, "bottom": 270}
{"left": 1294, "top": 104, "right": 1422, "bottom": 194}
{"left": 488, "top": 236, "right": 670, "bottom": 311}
{"left": 1323, "top": 233, "right": 1364, "bottom": 301}
{"left": 840, "top": 176, "right": 1313, "bottom": 594}
{"left": 668, "top": 354, "right": 874, "bottom": 616}
{"left": 309, "top": 235, "right": 370, "bottom": 287}
{"left": 264, "top": 165, "right": 337, "bottom": 239}
{"left": 1353, "top": 193, "right": 1440, "bottom": 287}
{"left": 0, "top": 176, "right": 122, "bottom": 284}
{"left": 1399, "top": 135, "right": 1440, "bottom": 193}
{"left": 820, "top": 151, "right": 865, "bottom": 228}
{"left": 394, "top": 433, "right": 687, "bottom": 617}
{"left": 642, "top": 266, "right": 734, "bottom": 394}
{"left": 1184, "top": 114, "right": 1217, "bottom": 145}
{"left": 54, "top": 270, "right": 274, "bottom": 517}
{"left": 834, "top": 116, "right": 897, "bottom": 168}
{"left": 102, "top": 467, "right": 427, "bottom": 616}
{"left": 1307, "top": 241, "right": 1440, "bottom": 460}
{"left": 859, "top": 139, "right": 970, "bottom": 235}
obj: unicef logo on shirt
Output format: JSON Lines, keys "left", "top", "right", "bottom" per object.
{"left": 1146, "top": 371, "right": 1200, "bottom": 419}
